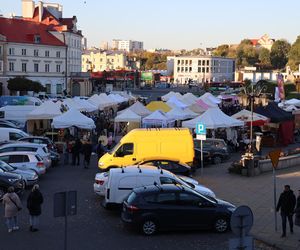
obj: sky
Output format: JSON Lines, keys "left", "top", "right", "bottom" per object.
{"left": 1, "top": 0, "right": 300, "bottom": 50}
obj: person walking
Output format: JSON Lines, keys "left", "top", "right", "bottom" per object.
{"left": 96, "top": 140, "right": 106, "bottom": 160}
{"left": 276, "top": 185, "right": 296, "bottom": 237}
{"left": 27, "top": 184, "right": 43, "bottom": 232}
{"left": 72, "top": 138, "right": 82, "bottom": 166}
{"left": 82, "top": 140, "right": 93, "bottom": 169}
{"left": 294, "top": 189, "right": 300, "bottom": 241}
{"left": 2, "top": 186, "right": 22, "bottom": 233}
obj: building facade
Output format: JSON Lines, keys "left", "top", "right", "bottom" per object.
{"left": 173, "top": 56, "right": 235, "bottom": 84}
{"left": 82, "top": 49, "right": 127, "bottom": 72}
{"left": 112, "top": 39, "right": 143, "bottom": 52}
{"left": 250, "top": 34, "right": 275, "bottom": 51}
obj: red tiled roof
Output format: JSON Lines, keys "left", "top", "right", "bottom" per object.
{"left": 0, "top": 17, "right": 65, "bottom": 46}
{"left": 250, "top": 39, "right": 259, "bottom": 46}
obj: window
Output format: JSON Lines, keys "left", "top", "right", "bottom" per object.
{"left": 177, "top": 67, "right": 180, "bottom": 72}
{"left": 34, "top": 63, "right": 39, "bottom": 72}
{"left": 0, "top": 155, "right": 9, "bottom": 163}
{"left": 177, "top": 60, "right": 180, "bottom": 65}
{"left": 15, "top": 147, "right": 36, "bottom": 152}
{"left": 45, "top": 84, "right": 51, "bottom": 94}
{"left": 198, "top": 67, "right": 201, "bottom": 73}
{"left": 22, "top": 49, "right": 26, "bottom": 56}
{"left": 22, "top": 63, "right": 27, "bottom": 72}
{"left": 198, "top": 60, "right": 201, "bottom": 66}
{"left": 9, "top": 48, "right": 15, "bottom": 55}
{"left": 34, "top": 35, "right": 41, "bottom": 44}
{"left": 189, "top": 60, "right": 192, "bottom": 65}
{"left": 143, "top": 194, "right": 157, "bottom": 203}
{"left": 56, "top": 64, "right": 61, "bottom": 73}
{"left": 9, "top": 62, "right": 14, "bottom": 71}
{"left": 45, "top": 51, "right": 50, "bottom": 57}
{"left": 157, "top": 192, "right": 177, "bottom": 205}
{"left": 9, "top": 155, "right": 25, "bottom": 163}
{"left": 178, "top": 192, "right": 203, "bottom": 206}
{"left": 9, "top": 132, "right": 23, "bottom": 140}
{"left": 185, "top": 67, "right": 188, "bottom": 72}
{"left": 206, "top": 67, "right": 209, "bottom": 73}
{"left": 0, "top": 148, "right": 14, "bottom": 153}
{"left": 45, "top": 64, "right": 50, "bottom": 72}
{"left": 56, "top": 84, "right": 62, "bottom": 94}
{"left": 115, "top": 143, "right": 134, "bottom": 157}
{"left": 202, "top": 67, "right": 205, "bottom": 73}
{"left": 56, "top": 51, "right": 60, "bottom": 58}
{"left": 0, "top": 46, "right": 2, "bottom": 55}
{"left": 0, "top": 61, "right": 2, "bottom": 72}
{"left": 189, "top": 67, "right": 192, "bottom": 72}
{"left": 206, "top": 60, "right": 209, "bottom": 66}
{"left": 160, "top": 177, "right": 176, "bottom": 185}
{"left": 34, "top": 49, "right": 39, "bottom": 57}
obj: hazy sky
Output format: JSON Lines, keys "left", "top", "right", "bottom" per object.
{"left": 1, "top": 0, "right": 300, "bottom": 50}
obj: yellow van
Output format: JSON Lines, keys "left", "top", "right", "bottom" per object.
{"left": 98, "top": 128, "right": 194, "bottom": 170}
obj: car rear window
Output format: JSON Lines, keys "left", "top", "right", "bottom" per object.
{"left": 35, "top": 155, "right": 43, "bottom": 161}
{"left": 42, "top": 146, "right": 48, "bottom": 153}
{"left": 127, "top": 192, "right": 137, "bottom": 204}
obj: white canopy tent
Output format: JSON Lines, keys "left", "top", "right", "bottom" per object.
{"left": 118, "top": 101, "right": 152, "bottom": 117}
{"left": 166, "top": 107, "right": 198, "bottom": 120}
{"left": 198, "top": 92, "right": 221, "bottom": 107}
{"left": 142, "top": 110, "right": 175, "bottom": 128}
{"left": 88, "top": 94, "right": 116, "bottom": 110}
{"left": 51, "top": 109, "right": 96, "bottom": 129}
{"left": 27, "top": 100, "right": 62, "bottom": 120}
{"left": 166, "top": 96, "right": 189, "bottom": 109}
{"left": 63, "top": 98, "right": 85, "bottom": 111}
{"left": 73, "top": 97, "right": 98, "bottom": 112}
{"left": 182, "top": 107, "right": 244, "bottom": 129}
{"left": 114, "top": 109, "right": 141, "bottom": 136}
{"left": 161, "top": 91, "right": 177, "bottom": 101}
{"left": 231, "top": 109, "right": 270, "bottom": 125}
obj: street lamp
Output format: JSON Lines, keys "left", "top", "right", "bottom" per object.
{"left": 238, "top": 80, "right": 269, "bottom": 176}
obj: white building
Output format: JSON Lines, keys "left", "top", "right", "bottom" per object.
{"left": 112, "top": 39, "right": 143, "bottom": 52}
{"left": 173, "top": 56, "right": 235, "bottom": 84}
{"left": 0, "top": 17, "right": 66, "bottom": 95}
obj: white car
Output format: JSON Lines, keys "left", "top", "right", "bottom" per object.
{"left": 0, "top": 151, "right": 46, "bottom": 176}
{"left": 93, "top": 167, "right": 216, "bottom": 199}
{"left": 0, "top": 142, "right": 51, "bottom": 168}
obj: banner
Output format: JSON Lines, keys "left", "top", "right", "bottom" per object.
{"left": 277, "top": 74, "right": 285, "bottom": 100}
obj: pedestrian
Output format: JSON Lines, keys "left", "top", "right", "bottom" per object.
{"left": 294, "top": 189, "right": 300, "bottom": 241}
{"left": 82, "top": 140, "right": 93, "bottom": 169}
{"left": 72, "top": 138, "right": 82, "bottom": 166}
{"left": 63, "top": 141, "right": 69, "bottom": 165}
{"left": 27, "top": 184, "right": 43, "bottom": 232}
{"left": 276, "top": 185, "right": 296, "bottom": 237}
{"left": 96, "top": 140, "right": 106, "bottom": 160}
{"left": 2, "top": 186, "right": 22, "bottom": 233}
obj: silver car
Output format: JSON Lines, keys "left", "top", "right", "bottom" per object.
{"left": 0, "top": 142, "right": 52, "bottom": 168}
{"left": 0, "top": 160, "right": 38, "bottom": 187}
{"left": 0, "top": 151, "right": 46, "bottom": 176}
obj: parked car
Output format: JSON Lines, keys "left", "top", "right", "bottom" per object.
{"left": 137, "top": 158, "right": 192, "bottom": 176}
{"left": 0, "top": 151, "right": 46, "bottom": 176}
{"left": 0, "top": 142, "right": 52, "bottom": 168}
{"left": 0, "top": 127, "right": 28, "bottom": 141}
{"left": 121, "top": 184, "right": 236, "bottom": 235}
{"left": 0, "top": 120, "right": 18, "bottom": 129}
{"left": 0, "top": 160, "right": 38, "bottom": 187}
{"left": 18, "top": 136, "right": 59, "bottom": 165}
{"left": 0, "top": 171, "right": 25, "bottom": 200}
{"left": 194, "top": 138, "right": 230, "bottom": 165}
{"left": 102, "top": 165, "right": 215, "bottom": 206}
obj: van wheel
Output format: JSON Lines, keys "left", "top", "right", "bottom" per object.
{"left": 213, "top": 156, "right": 222, "bottom": 165}
{"left": 141, "top": 218, "right": 158, "bottom": 236}
{"left": 214, "top": 217, "right": 229, "bottom": 233}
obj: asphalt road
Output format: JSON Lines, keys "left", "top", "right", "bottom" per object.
{"left": 0, "top": 155, "right": 233, "bottom": 250}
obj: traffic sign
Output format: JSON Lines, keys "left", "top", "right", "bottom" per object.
{"left": 196, "top": 123, "right": 206, "bottom": 135}
{"left": 268, "top": 149, "right": 281, "bottom": 169}
{"left": 196, "top": 134, "right": 206, "bottom": 140}
{"left": 230, "top": 205, "right": 253, "bottom": 236}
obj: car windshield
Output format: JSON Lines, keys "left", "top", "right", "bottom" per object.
{"left": 0, "top": 160, "right": 15, "bottom": 171}
{"left": 108, "top": 142, "right": 120, "bottom": 154}
{"left": 178, "top": 176, "right": 195, "bottom": 189}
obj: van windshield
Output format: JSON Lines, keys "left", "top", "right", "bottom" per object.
{"left": 108, "top": 142, "right": 120, "bottom": 154}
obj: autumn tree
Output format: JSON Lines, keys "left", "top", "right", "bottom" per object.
{"left": 270, "top": 39, "right": 291, "bottom": 69}
{"left": 288, "top": 35, "right": 300, "bottom": 71}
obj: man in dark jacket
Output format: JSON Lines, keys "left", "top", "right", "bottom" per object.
{"left": 82, "top": 140, "right": 93, "bottom": 169}
{"left": 27, "top": 184, "right": 43, "bottom": 232}
{"left": 276, "top": 185, "right": 296, "bottom": 237}
{"left": 72, "top": 138, "right": 82, "bottom": 166}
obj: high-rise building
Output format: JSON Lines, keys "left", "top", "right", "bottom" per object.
{"left": 112, "top": 39, "right": 143, "bottom": 52}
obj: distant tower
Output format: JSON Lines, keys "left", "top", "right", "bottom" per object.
{"left": 100, "top": 41, "right": 109, "bottom": 50}
{"left": 22, "top": 0, "right": 35, "bottom": 18}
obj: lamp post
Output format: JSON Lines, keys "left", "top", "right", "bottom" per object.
{"left": 238, "top": 80, "right": 269, "bottom": 176}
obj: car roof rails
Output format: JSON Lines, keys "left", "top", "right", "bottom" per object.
{"left": 153, "top": 181, "right": 163, "bottom": 192}
{"left": 121, "top": 166, "right": 124, "bottom": 173}
{"left": 137, "top": 165, "right": 142, "bottom": 173}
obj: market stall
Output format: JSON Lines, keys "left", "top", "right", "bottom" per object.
{"left": 114, "top": 109, "right": 141, "bottom": 136}
{"left": 142, "top": 110, "right": 175, "bottom": 128}
{"left": 146, "top": 101, "right": 171, "bottom": 112}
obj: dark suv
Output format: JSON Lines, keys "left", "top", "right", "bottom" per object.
{"left": 0, "top": 171, "right": 25, "bottom": 199}
{"left": 194, "top": 138, "right": 230, "bottom": 166}
{"left": 121, "top": 184, "right": 235, "bottom": 235}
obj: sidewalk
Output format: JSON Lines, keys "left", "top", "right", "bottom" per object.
{"left": 194, "top": 162, "right": 300, "bottom": 250}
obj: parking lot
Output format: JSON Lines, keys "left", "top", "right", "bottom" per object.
{"left": 0, "top": 155, "right": 233, "bottom": 250}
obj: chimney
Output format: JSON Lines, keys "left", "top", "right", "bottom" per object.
{"left": 22, "top": 0, "right": 35, "bottom": 18}
{"left": 38, "top": 1, "right": 43, "bottom": 22}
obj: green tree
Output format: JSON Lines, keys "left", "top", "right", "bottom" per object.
{"left": 236, "top": 39, "right": 258, "bottom": 68}
{"left": 288, "top": 35, "right": 300, "bottom": 71}
{"left": 258, "top": 47, "right": 271, "bottom": 69}
{"left": 270, "top": 39, "right": 291, "bottom": 69}
{"left": 7, "top": 77, "right": 46, "bottom": 93}
{"left": 213, "top": 44, "right": 229, "bottom": 57}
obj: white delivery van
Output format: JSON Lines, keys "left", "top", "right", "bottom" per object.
{"left": 104, "top": 165, "right": 215, "bottom": 207}
{"left": 0, "top": 128, "right": 29, "bottom": 142}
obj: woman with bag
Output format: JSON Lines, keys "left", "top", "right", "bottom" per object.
{"left": 2, "top": 186, "right": 22, "bottom": 233}
{"left": 295, "top": 189, "right": 300, "bottom": 241}
{"left": 27, "top": 184, "right": 43, "bottom": 232}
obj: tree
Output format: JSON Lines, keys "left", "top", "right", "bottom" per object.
{"left": 213, "top": 44, "right": 229, "bottom": 57}
{"left": 270, "top": 39, "right": 291, "bottom": 70}
{"left": 288, "top": 35, "right": 300, "bottom": 71}
{"left": 258, "top": 47, "right": 271, "bottom": 69}
{"left": 7, "top": 77, "right": 46, "bottom": 93}
{"left": 236, "top": 39, "right": 259, "bottom": 68}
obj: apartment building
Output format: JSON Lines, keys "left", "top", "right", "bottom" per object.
{"left": 112, "top": 39, "right": 143, "bottom": 52}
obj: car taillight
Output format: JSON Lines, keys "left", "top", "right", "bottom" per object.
{"left": 127, "top": 205, "right": 139, "bottom": 212}
{"left": 37, "top": 162, "right": 44, "bottom": 168}
{"left": 95, "top": 180, "right": 104, "bottom": 185}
